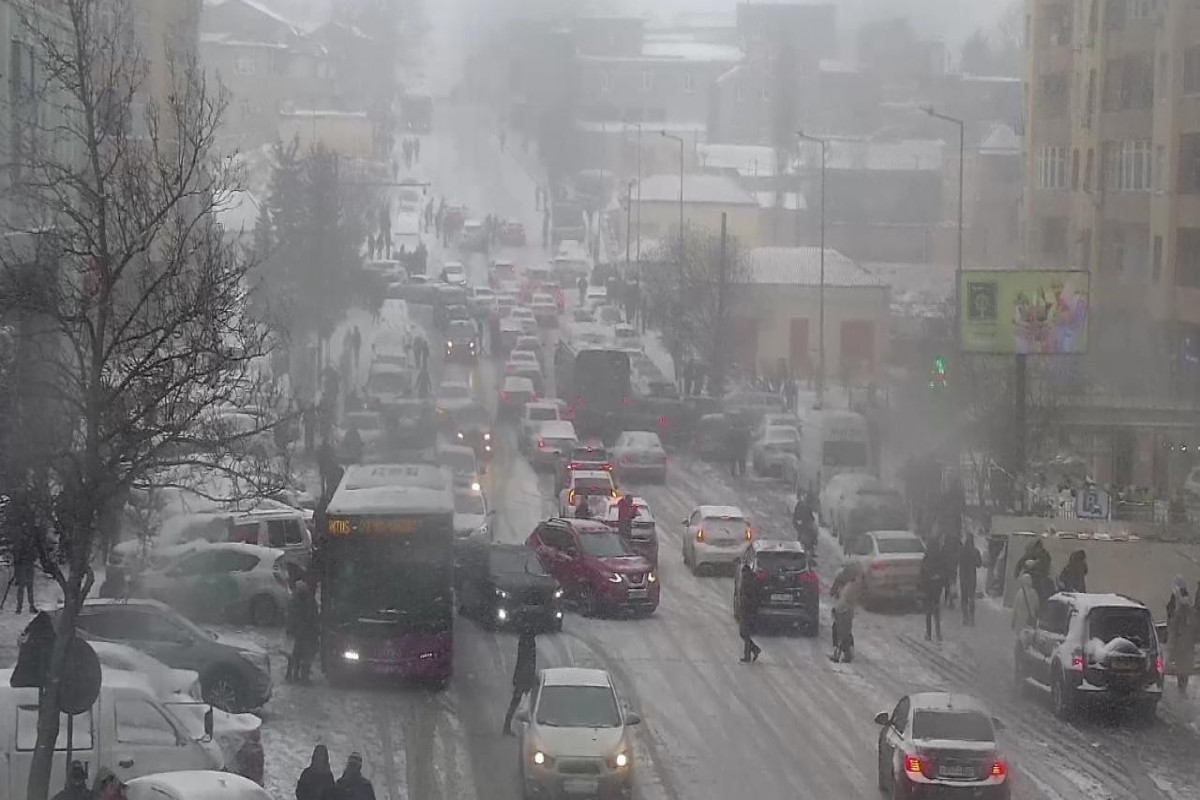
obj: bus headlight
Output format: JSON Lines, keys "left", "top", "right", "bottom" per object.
{"left": 553, "top": 588, "right": 564, "bottom": 599}
{"left": 342, "top": 650, "right": 360, "bottom": 662}
{"left": 497, "top": 608, "right": 508, "bottom": 621}
{"left": 483, "top": 432, "right": 491, "bottom": 441}
{"left": 471, "top": 481, "right": 481, "bottom": 492}
{"left": 457, "top": 431, "right": 465, "bottom": 440}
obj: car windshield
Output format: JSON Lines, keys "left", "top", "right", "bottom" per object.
{"left": 490, "top": 548, "right": 547, "bottom": 576}
{"left": 757, "top": 551, "right": 810, "bottom": 571}
{"left": 536, "top": 685, "right": 621, "bottom": 728}
{"left": 875, "top": 537, "right": 925, "bottom": 555}
{"left": 703, "top": 515, "right": 746, "bottom": 526}
{"left": 369, "top": 372, "right": 407, "bottom": 393}
{"left": 529, "top": 407, "right": 558, "bottom": 421}
{"left": 454, "top": 489, "right": 485, "bottom": 515}
{"left": 439, "top": 450, "right": 476, "bottom": 474}
{"left": 577, "top": 530, "right": 631, "bottom": 557}
{"left": 511, "top": 351, "right": 537, "bottom": 363}
{"left": 623, "top": 433, "right": 661, "bottom": 449}
{"left": 824, "top": 440, "right": 868, "bottom": 467}
{"left": 1088, "top": 608, "right": 1154, "bottom": 648}
{"left": 573, "top": 477, "right": 613, "bottom": 492}
{"left": 765, "top": 428, "right": 799, "bottom": 443}
{"left": 911, "top": 710, "right": 994, "bottom": 742}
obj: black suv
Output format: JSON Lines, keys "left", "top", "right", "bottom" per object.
{"left": 733, "top": 539, "right": 820, "bottom": 636}
{"left": 1014, "top": 592, "right": 1163, "bottom": 720}
{"left": 457, "top": 542, "right": 563, "bottom": 631}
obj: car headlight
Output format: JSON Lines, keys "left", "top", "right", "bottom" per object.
{"left": 607, "top": 573, "right": 623, "bottom": 584}
{"left": 532, "top": 750, "right": 553, "bottom": 767}
{"left": 647, "top": 571, "right": 657, "bottom": 583}
{"left": 496, "top": 588, "right": 509, "bottom": 598}
{"left": 609, "top": 751, "right": 630, "bottom": 769}
{"left": 457, "top": 431, "right": 465, "bottom": 439}
{"left": 553, "top": 588, "right": 564, "bottom": 599}
{"left": 471, "top": 481, "right": 481, "bottom": 492}
{"left": 342, "top": 650, "right": 360, "bottom": 662}
{"left": 483, "top": 432, "right": 491, "bottom": 441}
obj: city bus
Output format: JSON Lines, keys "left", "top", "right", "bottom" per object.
{"left": 553, "top": 341, "right": 632, "bottom": 440}
{"left": 319, "top": 463, "right": 456, "bottom": 687}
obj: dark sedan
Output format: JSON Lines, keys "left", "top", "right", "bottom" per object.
{"left": 457, "top": 542, "right": 563, "bottom": 631}
{"left": 733, "top": 540, "right": 819, "bottom": 636}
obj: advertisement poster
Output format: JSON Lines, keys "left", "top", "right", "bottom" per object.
{"left": 959, "top": 270, "right": 1089, "bottom": 354}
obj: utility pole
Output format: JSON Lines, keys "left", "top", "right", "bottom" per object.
{"left": 797, "top": 131, "right": 827, "bottom": 407}
{"left": 715, "top": 211, "right": 728, "bottom": 396}
{"left": 625, "top": 179, "right": 634, "bottom": 271}
{"left": 923, "top": 105, "right": 965, "bottom": 349}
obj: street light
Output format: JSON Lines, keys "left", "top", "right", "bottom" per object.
{"left": 624, "top": 122, "right": 643, "bottom": 262}
{"left": 625, "top": 179, "right": 635, "bottom": 268}
{"left": 796, "top": 130, "right": 827, "bottom": 407}
{"left": 922, "top": 105, "right": 965, "bottom": 348}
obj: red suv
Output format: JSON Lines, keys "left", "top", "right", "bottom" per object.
{"left": 526, "top": 518, "right": 659, "bottom": 617}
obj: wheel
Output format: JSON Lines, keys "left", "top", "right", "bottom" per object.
{"left": 250, "top": 595, "right": 280, "bottom": 627}
{"left": 1013, "top": 649, "right": 1027, "bottom": 697}
{"left": 581, "top": 586, "right": 600, "bottom": 618}
{"left": 203, "top": 671, "right": 247, "bottom": 712}
{"left": 1050, "top": 669, "right": 1074, "bottom": 720}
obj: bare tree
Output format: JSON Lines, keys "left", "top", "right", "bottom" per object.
{"left": 644, "top": 225, "right": 751, "bottom": 394}
{"left": 0, "top": 3, "right": 287, "bottom": 797}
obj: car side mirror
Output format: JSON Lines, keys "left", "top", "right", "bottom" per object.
{"left": 874, "top": 711, "right": 890, "bottom": 726}
{"left": 625, "top": 711, "right": 641, "bottom": 726}
{"left": 991, "top": 716, "right": 1005, "bottom": 732}
{"left": 515, "top": 710, "right": 529, "bottom": 723}
{"left": 204, "top": 707, "right": 215, "bottom": 739}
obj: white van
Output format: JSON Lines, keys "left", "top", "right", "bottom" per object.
{"left": 105, "top": 503, "right": 311, "bottom": 590}
{"left": 792, "top": 409, "right": 871, "bottom": 497}
{"left": 0, "top": 668, "right": 222, "bottom": 797}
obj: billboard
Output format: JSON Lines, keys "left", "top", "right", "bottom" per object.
{"left": 959, "top": 270, "right": 1089, "bottom": 354}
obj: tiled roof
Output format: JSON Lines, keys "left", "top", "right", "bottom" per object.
{"left": 637, "top": 174, "right": 758, "bottom": 206}
{"left": 747, "top": 247, "right": 885, "bottom": 288}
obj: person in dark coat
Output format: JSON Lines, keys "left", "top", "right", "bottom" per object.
{"left": 957, "top": 534, "right": 982, "bottom": 626}
{"left": 616, "top": 493, "right": 635, "bottom": 540}
{"left": 939, "top": 530, "right": 960, "bottom": 608}
{"left": 53, "top": 761, "right": 90, "bottom": 800}
{"left": 574, "top": 494, "right": 592, "bottom": 519}
{"left": 334, "top": 752, "right": 375, "bottom": 800}
{"left": 343, "top": 428, "right": 364, "bottom": 464}
{"left": 919, "top": 547, "right": 944, "bottom": 642}
{"left": 318, "top": 438, "right": 339, "bottom": 500}
{"left": 738, "top": 562, "right": 762, "bottom": 663}
{"left": 296, "top": 744, "right": 335, "bottom": 800}
{"left": 13, "top": 532, "right": 38, "bottom": 614}
{"left": 287, "top": 580, "right": 320, "bottom": 683}
{"left": 1058, "top": 549, "right": 1087, "bottom": 593}
{"left": 725, "top": 420, "right": 750, "bottom": 477}
{"left": 577, "top": 275, "right": 588, "bottom": 305}
{"left": 503, "top": 628, "right": 538, "bottom": 735}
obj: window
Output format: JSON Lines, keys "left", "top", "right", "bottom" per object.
{"left": 268, "top": 518, "right": 304, "bottom": 547}
{"left": 232, "top": 522, "right": 258, "bottom": 544}
{"left": 1081, "top": 228, "right": 1093, "bottom": 269}
{"left": 1153, "top": 234, "right": 1163, "bottom": 282}
{"left": 682, "top": 72, "right": 694, "bottom": 93}
{"left": 1088, "top": 0, "right": 1100, "bottom": 44}
{"left": 1084, "top": 148, "right": 1096, "bottom": 191}
{"left": 234, "top": 53, "right": 256, "bottom": 76}
{"left": 116, "top": 700, "right": 179, "bottom": 746}
{"left": 1155, "top": 145, "right": 1166, "bottom": 192}
{"left": 1037, "top": 599, "right": 1070, "bottom": 634}
{"left": 1119, "top": 140, "right": 1152, "bottom": 191}
{"left": 600, "top": 72, "right": 611, "bottom": 94}
{"left": 1177, "top": 228, "right": 1200, "bottom": 287}
{"left": 1185, "top": 46, "right": 1200, "bottom": 95}
{"left": 17, "top": 708, "right": 94, "bottom": 751}
{"left": 1038, "top": 146, "right": 1068, "bottom": 189}
{"left": 1130, "top": 0, "right": 1155, "bottom": 19}
{"left": 537, "top": 524, "right": 574, "bottom": 551}
{"left": 1071, "top": 149, "right": 1080, "bottom": 190}
{"left": 1043, "top": 216, "right": 1068, "bottom": 261}
{"left": 176, "top": 551, "right": 225, "bottom": 576}
{"left": 1040, "top": 74, "right": 1068, "bottom": 118}
{"left": 1105, "top": 0, "right": 1127, "bottom": 31}
{"left": 890, "top": 697, "right": 911, "bottom": 733}
{"left": 1105, "top": 56, "right": 1154, "bottom": 110}
{"left": 126, "top": 610, "right": 191, "bottom": 643}
{"left": 640, "top": 70, "right": 652, "bottom": 92}
{"left": 1084, "top": 69, "right": 1096, "bottom": 125}
{"left": 1178, "top": 133, "right": 1200, "bottom": 194}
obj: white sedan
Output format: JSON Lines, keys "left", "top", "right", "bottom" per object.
{"left": 682, "top": 504, "right": 754, "bottom": 575}
{"left": 530, "top": 292, "right": 559, "bottom": 325}
{"left": 442, "top": 261, "right": 468, "bottom": 285}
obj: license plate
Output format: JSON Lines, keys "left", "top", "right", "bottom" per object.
{"left": 628, "top": 588, "right": 648, "bottom": 599}
{"left": 1111, "top": 660, "right": 1139, "bottom": 672}
{"left": 938, "top": 764, "right": 975, "bottom": 779}
{"left": 771, "top": 593, "right": 792, "bottom": 603}
{"left": 563, "top": 779, "right": 599, "bottom": 795}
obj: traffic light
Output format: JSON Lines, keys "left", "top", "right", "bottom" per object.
{"left": 928, "top": 354, "right": 947, "bottom": 389}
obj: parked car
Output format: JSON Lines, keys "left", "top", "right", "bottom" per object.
{"left": 682, "top": 505, "right": 753, "bottom": 575}
{"left": 1014, "top": 592, "right": 1163, "bottom": 721}
{"left": 558, "top": 470, "right": 617, "bottom": 518}
{"left": 499, "top": 376, "right": 537, "bottom": 418}
{"left": 834, "top": 483, "right": 908, "bottom": 554}
{"left": 131, "top": 542, "right": 291, "bottom": 627}
{"left": 750, "top": 425, "right": 801, "bottom": 477}
{"left": 527, "top": 519, "right": 658, "bottom": 616}
{"left": 126, "top": 771, "right": 271, "bottom": 800}
{"left": 515, "top": 668, "right": 640, "bottom": 799}
{"left": 530, "top": 292, "right": 559, "bottom": 326}
{"left": 555, "top": 439, "right": 613, "bottom": 491}
{"left": 91, "top": 642, "right": 265, "bottom": 785}
{"left": 467, "top": 285, "right": 497, "bottom": 317}
{"left": 611, "top": 430, "right": 668, "bottom": 483}
{"left": 599, "top": 495, "right": 658, "bottom": 567}
{"left": 723, "top": 390, "right": 787, "bottom": 429}
{"left": 518, "top": 400, "right": 562, "bottom": 449}
{"left": 68, "top": 598, "right": 273, "bottom": 712}
{"left": 846, "top": 530, "right": 925, "bottom": 609}
{"left": 529, "top": 419, "right": 579, "bottom": 472}
{"left": 457, "top": 541, "right": 562, "bottom": 631}
{"left": 437, "top": 442, "right": 481, "bottom": 490}
{"left": 0, "top": 669, "right": 223, "bottom": 796}
{"left": 733, "top": 539, "right": 819, "bottom": 635}
{"left": 498, "top": 219, "right": 526, "bottom": 246}
{"left": 818, "top": 471, "right": 879, "bottom": 527}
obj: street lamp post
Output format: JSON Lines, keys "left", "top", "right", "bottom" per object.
{"left": 625, "top": 179, "right": 635, "bottom": 269}
{"left": 796, "top": 130, "right": 827, "bottom": 407}
{"left": 624, "top": 122, "right": 643, "bottom": 262}
{"left": 922, "top": 105, "right": 965, "bottom": 347}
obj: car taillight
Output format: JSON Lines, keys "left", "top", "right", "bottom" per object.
{"left": 695, "top": 529, "right": 705, "bottom": 542}
{"left": 798, "top": 570, "right": 819, "bottom": 588}
{"left": 610, "top": 489, "right": 619, "bottom": 498}
{"left": 1156, "top": 655, "right": 1164, "bottom": 674}
{"left": 500, "top": 391, "right": 509, "bottom": 401}
{"left": 754, "top": 569, "right": 767, "bottom": 581}
{"left": 990, "top": 760, "right": 1006, "bottom": 778}
{"left": 568, "top": 490, "right": 576, "bottom": 505}
{"left": 745, "top": 528, "right": 754, "bottom": 541}
{"left": 537, "top": 437, "right": 545, "bottom": 449}
{"left": 869, "top": 561, "right": 886, "bottom": 571}
{"left": 904, "top": 753, "right": 927, "bottom": 776}
{"left": 657, "top": 415, "right": 668, "bottom": 428}
{"left": 1070, "top": 653, "right": 1085, "bottom": 671}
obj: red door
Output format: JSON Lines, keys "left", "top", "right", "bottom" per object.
{"left": 840, "top": 320, "right": 875, "bottom": 379}
{"left": 789, "top": 318, "right": 810, "bottom": 376}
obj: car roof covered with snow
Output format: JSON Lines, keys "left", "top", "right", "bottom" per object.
{"left": 1054, "top": 592, "right": 1148, "bottom": 612}
{"left": 326, "top": 463, "right": 454, "bottom": 516}
{"left": 869, "top": 530, "right": 921, "bottom": 541}
{"left": 751, "top": 539, "right": 807, "bottom": 553}
{"left": 502, "top": 375, "right": 535, "bottom": 391}
{"left": 541, "top": 666, "right": 612, "bottom": 688}
{"left": 697, "top": 504, "right": 746, "bottom": 519}
{"left": 908, "top": 692, "right": 990, "bottom": 715}
{"left": 539, "top": 420, "right": 577, "bottom": 439}
{"left": 126, "top": 770, "right": 271, "bottom": 800}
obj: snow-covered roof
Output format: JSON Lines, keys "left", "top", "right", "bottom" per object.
{"left": 126, "top": 771, "right": 270, "bottom": 800}
{"left": 640, "top": 37, "right": 742, "bottom": 62}
{"left": 748, "top": 247, "right": 885, "bottom": 288}
{"left": 327, "top": 463, "right": 454, "bottom": 516}
{"left": 542, "top": 667, "right": 611, "bottom": 687}
{"left": 199, "top": 32, "right": 291, "bottom": 49}
{"left": 696, "top": 143, "right": 780, "bottom": 177}
{"left": 1053, "top": 592, "right": 1149, "bottom": 612}
{"left": 753, "top": 539, "right": 807, "bottom": 552}
{"left": 697, "top": 504, "right": 746, "bottom": 519}
{"left": 279, "top": 109, "right": 370, "bottom": 118}
{"left": 754, "top": 191, "right": 807, "bottom": 212}
{"left": 206, "top": 0, "right": 300, "bottom": 35}
{"left": 214, "top": 189, "right": 261, "bottom": 234}
{"left": 637, "top": 173, "right": 758, "bottom": 206}
{"left": 978, "top": 123, "right": 1020, "bottom": 155}
{"left": 800, "top": 139, "right": 945, "bottom": 172}
{"left": 576, "top": 120, "right": 707, "bottom": 134}
{"left": 908, "top": 692, "right": 990, "bottom": 714}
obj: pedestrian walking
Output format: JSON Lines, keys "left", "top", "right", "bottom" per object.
{"left": 616, "top": 492, "right": 635, "bottom": 540}
{"left": 1010, "top": 570, "right": 1040, "bottom": 631}
{"left": 957, "top": 534, "right": 982, "bottom": 626}
{"left": 1166, "top": 577, "right": 1197, "bottom": 694}
{"left": 725, "top": 420, "right": 749, "bottom": 477}
{"left": 53, "top": 761, "right": 90, "bottom": 800}
{"left": 830, "top": 562, "right": 862, "bottom": 662}
{"left": 13, "top": 532, "right": 38, "bottom": 614}
{"left": 415, "top": 366, "right": 432, "bottom": 400}
{"left": 318, "top": 438, "right": 338, "bottom": 500}
{"left": 334, "top": 753, "right": 376, "bottom": 800}
{"left": 1057, "top": 549, "right": 1088, "bottom": 593}
{"left": 287, "top": 579, "right": 319, "bottom": 682}
{"left": 296, "top": 744, "right": 335, "bottom": 800}
{"left": 940, "top": 530, "right": 960, "bottom": 609}
{"left": 503, "top": 626, "right": 538, "bottom": 735}
{"left": 577, "top": 275, "right": 587, "bottom": 305}
{"left": 737, "top": 562, "right": 762, "bottom": 663}
{"left": 919, "top": 547, "right": 944, "bottom": 642}
{"left": 1015, "top": 538, "right": 1054, "bottom": 603}
{"left": 350, "top": 326, "right": 362, "bottom": 373}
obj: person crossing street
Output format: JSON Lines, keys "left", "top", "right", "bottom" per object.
{"left": 503, "top": 626, "right": 538, "bottom": 735}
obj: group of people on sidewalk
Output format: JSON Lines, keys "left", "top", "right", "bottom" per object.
{"left": 296, "top": 746, "right": 377, "bottom": 800}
